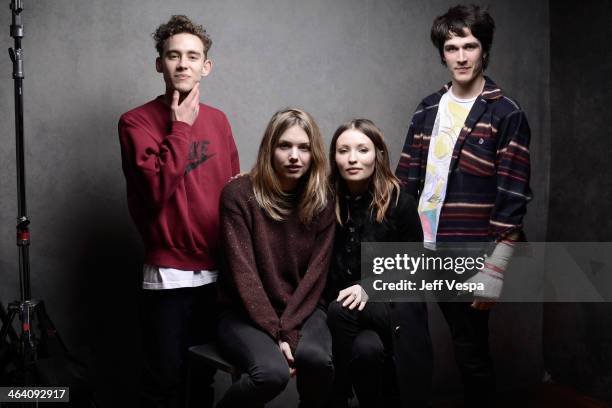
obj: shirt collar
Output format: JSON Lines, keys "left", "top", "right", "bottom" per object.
{"left": 423, "top": 76, "right": 503, "bottom": 106}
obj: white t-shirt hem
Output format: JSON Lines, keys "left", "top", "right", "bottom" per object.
{"left": 142, "top": 264, "right": 218, "bottom": 290}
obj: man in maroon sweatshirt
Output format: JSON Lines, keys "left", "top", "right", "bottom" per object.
{"left": 118, "top": 15, "right": 239, "bottom": 408}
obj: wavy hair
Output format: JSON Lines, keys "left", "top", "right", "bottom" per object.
{"left": 329, "top": 119, "right": 400, "bottom": 224}
{"left": 251, "top": 108, "right": 329, "bottom": 224}
{"left": 153, "top": 15, "right": 212, "bottom": 58}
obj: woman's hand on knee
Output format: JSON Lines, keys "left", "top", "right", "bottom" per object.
{"left": 278, "top": 340, "right": 297, "bottom": 377}
{"left": 337, "top": 284, "right": 369, "bottom": 311}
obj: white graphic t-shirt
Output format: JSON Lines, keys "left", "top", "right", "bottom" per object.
{"left": 418, "top": 88, "right": 476, "bottom": 249}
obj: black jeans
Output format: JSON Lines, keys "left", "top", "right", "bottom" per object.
{"left": 327, "top": 301, "right": 432, "bottom": 408}
{"left": 438, "top": 302, "right": 495, "bottom": 407}
{"left": 216, "top": 307, "right": 333, "bottom": 408}
{"left": 140, "top": 284, "right": 217, "bottom": 408}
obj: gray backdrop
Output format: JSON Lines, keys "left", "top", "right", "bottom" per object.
{"left": 0, "top": 0, "right": 550, "bottom": 405}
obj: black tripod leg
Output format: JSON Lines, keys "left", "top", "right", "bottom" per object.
{"left": 1, "top": 304, "right": 19, "bottom": 387}
{"left": 35, "top": 301, "right": 68, "bottom": 356}
{"left": 0, "top": 305, "right": 18, "bottom": 344}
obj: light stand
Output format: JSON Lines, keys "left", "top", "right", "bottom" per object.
{"left": 0, "top": 0, "right": 67, "bottom": 389}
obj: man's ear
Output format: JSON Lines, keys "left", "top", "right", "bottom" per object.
{"left": 201, "top": 59, "right": 212, "bottom": 77}
{"left": 155, "top": 57, "right": 162, "bottom": 73}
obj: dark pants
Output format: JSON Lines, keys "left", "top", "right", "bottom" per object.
{"left": 327, "top": 301, "right": 432, "bottom": 408}
{"left": 140, "top": 284, "right": 217, "bottom": 408}
{"left": 438, "top": 302, "right": 495, "bottom": 407}
{"left": 389, "top": 301, "right": 433, "bottom": 408}
{"left": 216, "top": 307, "right": 334, "bottom": 408}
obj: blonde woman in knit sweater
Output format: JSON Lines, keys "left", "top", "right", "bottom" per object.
{"left": 216, "top": 108, "right": 335, "bottom": 408}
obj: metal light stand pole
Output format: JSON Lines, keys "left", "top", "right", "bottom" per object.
{"left": 0, "top": 0, "right": 39, "bottom": 385}
{"left": 0, "top": 2, "right": 67, "bottom": 390}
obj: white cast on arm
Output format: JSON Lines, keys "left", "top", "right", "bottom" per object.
{"left": 466, "top": 240, "right": 515, "bottom": 300}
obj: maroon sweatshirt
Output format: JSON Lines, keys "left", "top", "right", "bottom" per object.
{"left": 218, "top": 176, "right": 335, "bottom": 350}
{"left": 118, "top": 96, "right": 239, "bottom": 270}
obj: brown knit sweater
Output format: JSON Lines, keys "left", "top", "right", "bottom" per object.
{"left": 217, "top": 175, "right": 335, "bottom": 351}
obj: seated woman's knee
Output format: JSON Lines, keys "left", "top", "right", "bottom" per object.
{"left": 250, "top": 360, "right": 291, "bottom": 398}
{"left": 351, "top": 330, "right": 385, "bottom": 368}
{"left": 295, "top": 343, "right": 333, "bottom": 376}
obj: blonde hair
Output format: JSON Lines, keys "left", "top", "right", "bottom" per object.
{"left": 329, "top": 119, "right": 400, "bottom": 224}
{"left": 251, "top": 108, "right": 329, "bottom": 224}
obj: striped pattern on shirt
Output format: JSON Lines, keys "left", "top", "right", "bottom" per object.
{"left": 396, "top": 77, "right": 532, "bottom": 243}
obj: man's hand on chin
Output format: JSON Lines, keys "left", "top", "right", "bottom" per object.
{"left": 171, "top": 82, "right": 200, "bottom": 126}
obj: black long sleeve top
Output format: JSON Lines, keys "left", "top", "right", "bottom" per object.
{"left": 325, "top": 187, "right": 423, "bottom": 301}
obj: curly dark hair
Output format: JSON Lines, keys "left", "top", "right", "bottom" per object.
{"left": 430, "top": 4, "right": 495, "bottom": 70}
{"left": 152, "top": 15, "right": 212, "bottom": 57}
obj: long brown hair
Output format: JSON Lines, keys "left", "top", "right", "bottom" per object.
{"left": 329, "top": 119, "right": 400, "bottom": 224}
{"left": 251, "top": 108, "right": 329, "bottom": 224}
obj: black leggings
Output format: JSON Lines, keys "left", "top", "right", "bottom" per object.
{"left": 326, "top": 301, "right": 391, "bottom": 408}
{"left": 327, "top": 300, "right": 433, "bottom": 408}
{"left": 216, "top": 307, "right": 334, "bottom": 408}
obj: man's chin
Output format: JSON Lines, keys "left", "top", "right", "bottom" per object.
{"left": 453, "top": 74, "right": 478, "bottom": 86}
{"left": 172, "top": 83, "right": 196, "bottom": 95}
{"left": 176, "top": 87, "right": 193, "bottom": 95}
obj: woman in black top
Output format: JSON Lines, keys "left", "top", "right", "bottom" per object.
{"left": 326, "top": 119, "right": 433, "bottom": 408}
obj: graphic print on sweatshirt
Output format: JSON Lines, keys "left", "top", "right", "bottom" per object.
{"left": 185, "top": 140, "right": 216, "bottom": 174}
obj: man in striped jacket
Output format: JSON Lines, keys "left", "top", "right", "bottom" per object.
{"left": 395, "top": 4, "right": 532, "bottom": 406}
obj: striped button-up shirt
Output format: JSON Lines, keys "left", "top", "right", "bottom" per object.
{"left": 396, "top": 76, "right": 532, "bottom": 243}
